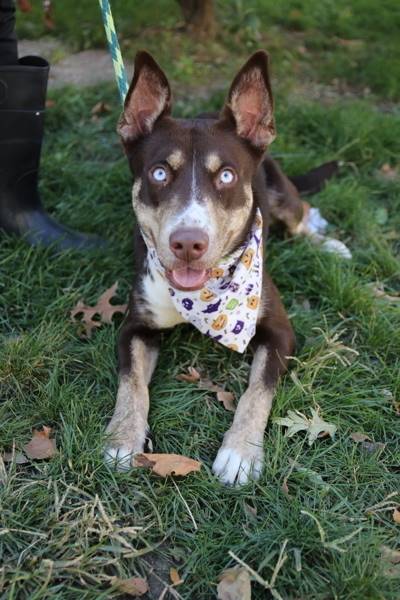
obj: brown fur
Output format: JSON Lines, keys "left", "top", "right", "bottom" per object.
{"left": 104, "top": 50, "right": 336, "bottom": 484}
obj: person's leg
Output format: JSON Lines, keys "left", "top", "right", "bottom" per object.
{"left": 0, "top": 1, "right": 105, "bottom": 250}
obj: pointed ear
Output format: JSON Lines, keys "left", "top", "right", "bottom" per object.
{"left": 117, "top": 51, "right": 171, "bottom": 143}
{"left": 222, "top": 50, "right": 276, "bottom": 150}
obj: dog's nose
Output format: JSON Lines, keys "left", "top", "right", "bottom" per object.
{"left": 169, "top": 228, "right": 209, "bottom": 261}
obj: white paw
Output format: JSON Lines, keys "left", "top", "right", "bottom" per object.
{"left": 212, "top": 446, "right": 263, "bottom": 486}
{"left": 104, "top": 445, "right": 136, "bottom": 471}
{"left": 321, "top": 237, "right": 352, "bottom": 259}
{"left": 307, "top": 208, "right": 329, "bottom": 235}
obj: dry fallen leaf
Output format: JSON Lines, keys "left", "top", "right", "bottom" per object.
{"left": 382, "top": 546, "right": 400, "bottom": 564}
{"left": 111, "top": 576, "right": 148, "bottom": 596}
{"left": 378, "top": 163, "right": 399, "bottom": 181}
{"left": 217, "top": 567, "right": 251, "bottom": 600}
{"left": 2, "top": 451, "right": 29, "bottom": 464}
{"left": 274, "top": 408, "right": 337, "bottom": 446}
{"left": 216, "top": 390, "right": 235, "bottom": 412}
{"left": 91, "top": 101, "right": 112, "bottom": 116}
{"left": 71, "top": 282, "right": 127, "bottom": 338}
{"left": 244, "top": 503, "right": 258, "bottom": 519}
{"left": 368, "top": 282, "right": 400, "bottom": 303}
{"left": 381, "top": 545, "right": 400, "bottom": 577}
{"left": 135, "top": 453, "right": 202, "bottom": 477}
{"left": 393, "top": 508, "right": 400, "bottom": 524}
{"left": 23, "top": 426, "right": 57, "bottom": 460}
{"left": 281, "top": 479, "right": 290, "bottom": 496}
{"left": 45, "top": 99, "right": 56, "bottom": 109}
{"left": 361, "top": 441, "right": 386, "bottom": 453}
{"left": 381, "top": 545, "right": 400, "bottom": 578}
{"left": 177, "top": 368, "right": 235, "bottom": 412}
{"left": 350, "top": 432, "right": 371, "bottom": 443}
{"left": 176, "top": 366, "right": 201, "bottom": 383}
{"left": 170, "top": 567, "right": 183, "bottom": 586}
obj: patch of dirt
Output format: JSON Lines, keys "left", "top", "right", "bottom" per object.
{"left": 19, "top": 38, "right": 134, "bottom": 89}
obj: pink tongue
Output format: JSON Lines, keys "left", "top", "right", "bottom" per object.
{"left": 171, "top": 267, "right": 207, "bottom": 289}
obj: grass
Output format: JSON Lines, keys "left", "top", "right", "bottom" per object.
{"left": 16, "top": 0, "right": 400, "bottom": 100}
{"left": 1, "top": 2, "right": 399, "bottom": 599}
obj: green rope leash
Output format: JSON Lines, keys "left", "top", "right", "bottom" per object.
{"left": 98, "top": 0, "right": 129, "bottom": 104}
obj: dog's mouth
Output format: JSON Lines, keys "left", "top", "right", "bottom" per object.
{"left": 167, "top": 267, "right": 210, "bottom": 291}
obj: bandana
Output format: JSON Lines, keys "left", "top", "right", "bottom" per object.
{"left": 144, "top": 208, "right": 263, "bottom": 353}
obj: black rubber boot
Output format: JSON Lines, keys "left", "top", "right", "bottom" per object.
{"left": 0, "top": 56, "right": 105, "bottom": 250}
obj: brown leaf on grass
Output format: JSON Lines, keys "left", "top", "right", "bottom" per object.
{"left": 23, "top": 426, "right": 57, "bottom": 460}
{"left": 70, "top": 282, "right": 127, "bottom": 338}
{"left": 198, "top": 378, "right": 235, "bottom": 410}
{"left": 378, "top": 163, "right": 399, "bottom": 181}
{"left": 91, "top": 101, "right": 112, "bottom": 116}
{"left": 382, "top": 546, "right": 400, "bottom": 564}
{"left": 381, "top": 546, "right": 400, "bottom": 577}
{"left": 368, "top": 282, "right": 400, "bottom": 303}
{"left": 169, "top": 567, "right": 183, "bottom": 586}
{"left": 217, "top": 567, "right": 251, "bottom": 600}
{"left": 135, "top": 453, "right": 201, "bottom": 477}
{"left": 350, "top": 432, "right": 371, "bottom": 443}
{"left": 2, "top": 451, "right": 29, "bottom": 464}
{"left": 176, "top": 366, "right": 201, "bottom": 383}
{"left": 393, "top": 508, "right": 400, "bottom": 524}
{"left": 177, "top": 367, "right": 236, "bottom": 412}
{"left": 281, "top": 479, "right": 290, "bottom": 496}
{"left": 216, "top": 390, "right": 235, "bottom": 412}
{"left": 361, "top": 441, "right": 386, "bottom": 453}
{"left": 244, "top": 503, "right": 258, "bottom": 519}
{"left": 111, "top": 576, "right": 148, "bottom": 596}
{"left": 45, "top": 99, "right": 56, "bottom": 109}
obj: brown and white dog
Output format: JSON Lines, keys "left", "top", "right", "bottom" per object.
{"left": 104, "top": 50, "right": 350, "bottom": 485}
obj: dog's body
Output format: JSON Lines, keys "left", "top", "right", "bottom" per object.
{"left": 104, "top": 51, "right": 348, "bottom": 485}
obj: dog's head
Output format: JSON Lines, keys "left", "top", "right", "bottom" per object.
{"left": 118, "top": 50, "right": 276, "bottom": 291}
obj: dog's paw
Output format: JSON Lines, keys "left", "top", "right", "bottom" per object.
{"left": 212, "top": 444, "right": 263, "bottom": 486}
{"left": 104, "top": 423, "right": 149, "bottom": 471}
{"left": 104, "top": 444, "right": 139, "bottom": 471}
{"left": 305, "top": 207, "right": 329, "bottom": 236}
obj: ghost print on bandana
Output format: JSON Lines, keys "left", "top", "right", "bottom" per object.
{"left": 144, "top": 208, "right": 263, "bottom": 353}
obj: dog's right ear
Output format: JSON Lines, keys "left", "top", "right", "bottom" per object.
{"left": 117, "top": 51, "right": 171, "bottom": 143}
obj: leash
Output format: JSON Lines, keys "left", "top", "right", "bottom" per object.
{"left": 98, "top": 0, "right": 129, "bottom": 104}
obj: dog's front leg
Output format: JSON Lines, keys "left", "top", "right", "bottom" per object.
{"left": 213, "top": 286, "right": 295, "bottom": 485}
{"left": 104, "top": 328, "right": 159, "bottom": 470}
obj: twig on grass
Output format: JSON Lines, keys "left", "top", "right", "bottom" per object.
{"left": 228, "top": 539, "right": 288, "bottom": 600}
{"left": 172, "top": 478, "right": 198, "bottom": 531}
{"left": 301, "top": 510, "right": 363, "bottom": 553}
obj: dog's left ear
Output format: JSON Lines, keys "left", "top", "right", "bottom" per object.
{"left": 222, "top": 50, "right": 276, "bottom": 151}
{"left": 118, "top": 51, "right": 171, "bottom": 143}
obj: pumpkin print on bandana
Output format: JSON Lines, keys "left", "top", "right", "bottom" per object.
{"left": 144, "top": 208, "right": 263, "bottom": 353}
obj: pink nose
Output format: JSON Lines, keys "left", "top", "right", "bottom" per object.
{"left": 169, "top": 228, "right": 209, "bottom": 262}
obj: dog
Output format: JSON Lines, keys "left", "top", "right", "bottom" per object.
{"left": 104, "top": 50, "right": 350, "bottom": 485}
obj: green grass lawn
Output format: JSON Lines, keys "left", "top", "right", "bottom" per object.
{"left": 1, "top": 2, "right": 400, "bottom": 598}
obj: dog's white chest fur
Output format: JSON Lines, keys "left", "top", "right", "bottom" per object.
{"left": 141, "top": 261, "right": 185, "bottom": 329}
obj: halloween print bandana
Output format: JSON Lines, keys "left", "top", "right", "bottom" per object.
{"left": 144, "top": 208, "right": 263, "bottom": 353}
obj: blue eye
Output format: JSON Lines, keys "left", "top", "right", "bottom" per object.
{"left": 152, "top": 166, "right": 167, "bottom": 182}
{"left": 219, "top": 168, "right": 235, "bottom": 185}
